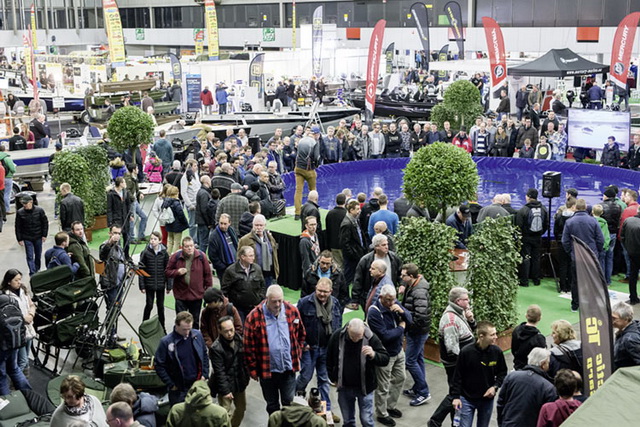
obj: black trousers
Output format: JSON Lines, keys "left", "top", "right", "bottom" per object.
{"left": 519, "top": 237, "right": 542, "bottom": 286}
{"left": 429, "top": 365, "right": 457, "bottom": 426}
{"left": 175, "top": 299, "right": 203, "bottom": 329}
{"left": 143, "top": 288, "right": 166, "bottom": 329}
{"left": 557, "top": 247, "right": 572, "bottom": 292}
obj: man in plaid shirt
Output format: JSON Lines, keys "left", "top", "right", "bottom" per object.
{"left": 243, "top": 284, "right": 306, "bottom": 414}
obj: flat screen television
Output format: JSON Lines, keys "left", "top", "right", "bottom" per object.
{"left": 567, "top": 108, "right": 631, "bottom": 151}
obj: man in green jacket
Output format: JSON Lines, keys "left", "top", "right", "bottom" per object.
{"left": 166, "top": 380, "right": 230, "bottom": 427}
{"left": 0, "top": 145, "right": 17, "bottom": 217}
{"left": 68, "top": 221, "right": 95, "bottom": 279}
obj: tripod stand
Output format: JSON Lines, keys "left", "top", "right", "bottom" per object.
{"left": 541, "top": 196, "right": 560, "bottom": 292}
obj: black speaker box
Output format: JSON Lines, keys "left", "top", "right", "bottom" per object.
{"left": 542, "top": 171, "right": 562, "bottom": 198}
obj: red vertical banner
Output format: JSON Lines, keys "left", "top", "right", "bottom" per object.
{"left": 365, "top": 19, "right": 386, "bottom": 125}
{"left": 481, "top": 17, "right": 507, "bottom": 96}
{"left": 610, "top": 12, "right": 640, "bottom": 92}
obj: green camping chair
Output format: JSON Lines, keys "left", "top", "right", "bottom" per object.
{"left": 138, "top": 316, "right": 165, "bottom": 357}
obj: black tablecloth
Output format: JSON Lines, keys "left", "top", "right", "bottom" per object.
{"left": 273, "top": 230, "right": 327, "bottom": 291}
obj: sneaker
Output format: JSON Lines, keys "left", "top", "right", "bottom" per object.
{"left": 294, "top": 215, "right": 301, "bottom": 220}
{"left": 331, "top": 413, "right": 341, "bottom": 424}
{"left": 377, "top": 416, "right": 396, "bottom": 426}
{"left": 571, "top": 308, "right": 579, "bottom": 313}
{"left": 387, "top": 408, "right": 402, "bottom": 418}
{"left": 410, "top": 394, "right": 431, "bottom": 406}
{"left": 402, "top": 389, "right": 416, "bottom": 398}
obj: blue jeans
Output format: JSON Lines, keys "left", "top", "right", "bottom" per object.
{"left": 3, "top": 177, "right": 11, "bottom": 214}
{"left": 23, "top": 239, "right": 43, "bottom": 275}
{"left": 197, "top": 225, "right": 210, "bottom": 254}
{"left": 296, "top": 347, "right": 331, "bottom": 410}
{"left": 129, "top": 201, "right": 148, "bottom": 240}
{"left": 460, "top": 396, "right": 494, "bottom": 427}
{"left": 259, "top": 370, "right": 296, "bottom": 414}
{"left": 604, "top": 238, "right": 616, "bottom": 284}
{"left": 187, "top": 208, "right": 197, "bottom": 241}
{"left": 338, "top": 387, "right": 374, "bottom": 427}
{"left": 17, "top": 339, "right": 32, "bottom": 371}
{"left": 405, "top": 333, "right": 429, "bottom": 397}
{"left": 0, "top": 348, "right": 31, "bottom": 395}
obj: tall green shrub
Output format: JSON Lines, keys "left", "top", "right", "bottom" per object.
{"left": 403, "top": 142, "right": 479, "bottom": 220}
{"left": 395, "top": 217, "right": 458, "bottom": 339}
{"left": 107, "top": 106, "right": 155, "bottom": 163}
{"left": 430, "top": 79, "right": 484, "bottom": 130}
{"left": 465, "top": 217, "right": 522, "bottom": 332}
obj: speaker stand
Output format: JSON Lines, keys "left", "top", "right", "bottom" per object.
{"left": 542, "top": 196, "right": 560, "bottom": 293}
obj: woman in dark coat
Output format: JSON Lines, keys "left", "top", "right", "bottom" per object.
{"left": 161, "top": 185, "right": 189, "bottom": 255}
{"left": 139, "top": 231, "right": 171, "bottom": 332}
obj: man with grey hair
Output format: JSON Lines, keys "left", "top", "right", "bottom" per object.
{"left": 238, "top": 214, "right": 279, "bottom": 287}
{"left": 352, "top": 234, "right": 403, "bottom": 310}
{"left": 300, "top": 190, "right": 322, "bottom": 232}
{"left": 367, "top": 284, "right": 412, "bottom": 426}
{"left": 501, "top": 193, "right": 517, "bottom": 215}
{"left": 243, "top": 284, "right": 306, "bottom": 414}
{"left": 211, "top": 162, "right": 236, "bottom": 198}
{"left": 497, "top": 347, "right": 557, "bottom": 427}
{"left": 266, "top": 160, "right": 286, "bottom": 202}
{"left": 327, "top": 317, "right": 389, "bottom": 427}
{"left": 477, "top": 194, "right": 510, "bottom": 223}
{"left": 612, "top": 301, "right": 640, "bottom": 369}
{"left": 360, "top": 187, "right": 383, "bottom": 238}
{"left": 428, "top": 287, "right": 477, "bottom": 427}
{"left": 373, "top": 221, "right": 396, "bottom": 252}
{"left": 30, "top": 112, "right": 49, "bottom": 148}
{"left": 361, "top": 259, "right": 394, "bottom": 312}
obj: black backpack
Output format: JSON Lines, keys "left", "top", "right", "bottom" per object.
{"left": 0, "top": 294, "right": 26, "bottom": 351}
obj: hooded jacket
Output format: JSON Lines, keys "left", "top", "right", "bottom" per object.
{"left": 166, "top": 380, "right": 229, "bottom": 427}
{"left": 133, "top": 392, "right": 159, "bottom": 427}
{"left": 515, "top": 199, "right": 549, "bottom": 238}
{"left": 439, "top": 302, "right": 478, "bottom": 368}
{"left": 267, "top": 402, "right": 327, "bottom": 427}
{"left": 537, "top": 399, "right": 581, "bottom": 427}
{"left": 200, "top": 296, "right": 243, "bottom": 348}
{"left": 510, "top": 322, "right": 547, "bottom": 370}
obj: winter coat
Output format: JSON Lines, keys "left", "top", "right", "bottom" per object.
{"left": 352, "top": 250, "right": 403, "bottom": 307}
{"left": 602, "top": 198, "right": 622, "bottom": 235}
{"left": 300, "top": 201, "right": 322, "bottom": 232}
{"left": 368, "top": 298, "right": 412, "bottom": 357}
{"left": 133, "top": 392, "right": 159, "bottom": 427}
{"left": 138, "top": 244, "right": 171, "bottom": 291}
{"left": 107, "top": 188, "right": 132, "bottom": 229}
{"left": 325, "top": 206, "right": 347, "bottom": 250}
{"left": 297, "top": 293, "right": 342, "bottom": 348}
{"left": 438, "top": 302, "right": 478, "bottom": 368}
{"left": 99, "top": 240, "right": 126, "bottom": 291}
{"left": 510, "top": 322, "right": 547, "bottom": 370}
{"left": 144, "top": 159, "right": 163, "bottom": 183}
{"left": 238, "top": 230, "right": 280, "bottom": 277}
{"left": 59, "top": 193, "right": 85, "bottom": 231}
{"left": 68, "top": 231, "right": 95, "bottom": 279}
{"left": 161, "top": 198, "right": 189, "bottom": 233}
{"left": 215, "top": 88, "right": 228, "bottom": 105}
{"left": 152, "top": 138, "right": 173, "bottom": 169}
{"left": 156, "top": 330, "right": 209, "bottom": 391}
{"left": 340, "top": 214, "right": 367, "bottom": 262}
{"left": 562, "top": 211, "right": 604, "bottom": 258}
{"left": 445, "top": 211, "right": 473, "bottom": 249}
{"left": 516, "top": 125, "right": 539, "bottom": 148}
{"left": 548, "top": 339, "right": 583, "bottom": 378}
{"left": 302, "top": 258, "right": 349, "bottom": 307}
{"left": 166, "top": 249, "right": 212, "bottom": 301}
{"left": 402, "top": 276, "right": 431, "bottom": 336}
{"left": 497, "top": 365, "right": 557, "bottom": 427}
{"left": 195, "top": 187, "right": 213, "bottom": 226}
{"left": 210, "top": 333, "right": 250, "bottom": 396}
{"left": 180, "top": 170, "right": 201, "bottom": 210}
{"left": 602, "top": 142, "right": 621, "bottom": 167}
{"left": 207, "top": 225, "right": 239, "bottom": 275}
{"left": 15, "top": 205, "right": 48, "bottom": 242}
{"left": 200, "top": 89, "right": 214, "bottom": 106}
{"left": 221, "top": 261, "right": 266, "bottom": 314}
{"left": 515, "top": 200, "right": 549, "bottom": 238}
{"left": 614, "top": 319, "right": 640, "bottom": 369}
{"left": 166, "top": 381, "right": 229, "bottom": 427}
{"left": 200, "top": 297, "right": 243, "bottom": 348}
{"left": 327, "top": 323, "right": 390, "bottom": 395}
{"left": 5, "top": 287, "right": 36, "bottom": 340}
{"left": 44, "top": 246, "right": 79, "bottom": 274}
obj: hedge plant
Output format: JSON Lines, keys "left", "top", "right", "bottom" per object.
{"left": 395, "top": 217, "right": 458, "bottom": 339}
{"left": 106, "top": 106, "right": 155, "bottom": 163}
{"left": 430, "top": 79, "right": 484, "bottom": 130}
{"left": 403, "top": 142, "right": 479, "bottom": 220}
{"left": 465, "top": 217, "right": 522, "bottom": 333}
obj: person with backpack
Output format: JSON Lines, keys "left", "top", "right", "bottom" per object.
{"left": 515, "top": 188, "right": 548, "bottom": 287}
{"left": 0, "top": 145, "right": 17, "bottom": 217}
{"left": 161, "top": 185, "right": 189, "bottom": 255}
{"left": 44, "top": 232, "right": 80, "bottom": 276}
{"left": 138, "top": 231, "right": 171, "bottom": 333}
{"left": 1, "top": 269, "right": 35, "bottom": 379}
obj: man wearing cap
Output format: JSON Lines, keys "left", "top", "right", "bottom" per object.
{"left": 515, "top": 188, "right": 548, "bottom": 287}
{"left": 445, "top": 205, "right": 473, "bottom": 250}
{"left": 294, "top": 126, "right": 321, "bottom": 220}
{"left": 452, "top": 126, "right": 472, "bottom": 153}
{"left": 15, "top": 194, "right": 48, "bottom": 275}
{"left": 216, "top": 182, "right": 249, "bottom": 232}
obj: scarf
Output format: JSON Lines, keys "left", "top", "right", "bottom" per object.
{"left": 261, "top": 233, "right": 273, "bottom": 272}
{"left": 217, "top": 227, "right": 235, "bottom": 264}
{"left": 314, "top": 294, "right": 333, "bottom": 337}
{"left": 64, "top": 394, "right": 93, "bottom": 417}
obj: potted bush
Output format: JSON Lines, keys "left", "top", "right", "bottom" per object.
{"left": 395, "top": 217, "right": 458, "bottom": 361}
{"left": 403, "top": 142, "right": 479, "bottom": 221}
{"left": 430, "top": 79, "right": 484, "bottom": 130}
{"left": 465, "top": 217, "right": 522, "bottom": 350}
{"left": 106, "top": 106, "right": 155, "bottom": 164}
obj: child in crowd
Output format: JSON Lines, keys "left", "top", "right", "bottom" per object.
{"left": 144, "top": 152, "right": 163, "bottom": 183}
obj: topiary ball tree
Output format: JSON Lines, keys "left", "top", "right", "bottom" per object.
{"left": 430, "top": 79, "right": 484, "bottom": 130}
{"left": 107, "top": 106, "right": 155, "bottom": 163}
{"left": 403, "top": 142, "right": 479, "bottom": 221}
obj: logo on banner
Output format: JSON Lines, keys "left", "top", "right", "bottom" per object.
{"left": 614, "top": 62, "right": 625, "bottom": 75}
{"left": 251, "top": 63, "right": 263, "bottom": 76}
{"left": 494, "top": 65, "right": 504, "bottom": 78}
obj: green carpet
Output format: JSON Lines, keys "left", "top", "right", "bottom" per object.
{"left": 266, "top": 209, "right": 330, "bottom": 237}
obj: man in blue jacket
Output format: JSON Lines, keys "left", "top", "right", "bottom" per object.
{"left": 562, "top": 198, "right": 604, "bottom": 311}
{"left": 296, "top": 277, "right": 343, "bottom": 424}
{"left": 445, "top": 205, "right": 473, "bottom": 250}
{"left": 155, "top": 311, "right": 209, "bottom": 406}
{"left": 44, "top": 231, "right": 80, "bottom": 275}
{"left": 367, "top": 284, "right": 412, "bottom": 426}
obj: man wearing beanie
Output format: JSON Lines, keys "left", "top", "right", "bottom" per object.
{"left": 15, "top": 194, "right": 49, "bottom": 275}
{"left": 200, "top": 287, "right": 243, "bottom": 349}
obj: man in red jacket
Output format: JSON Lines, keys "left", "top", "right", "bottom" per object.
{"left": 166, "top": 236, "right": 212, "bottom": 329}
{"left": 200, "top": 86, "right": 214, "bottom": 115}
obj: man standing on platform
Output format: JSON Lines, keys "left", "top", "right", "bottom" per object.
{"left": 243, "top": 284, "right": 306, "bottom": 415}
{"left": 294, "top": 126, "right": 321, "bottom": 220}
{"left": 238, "top": 214, "right": 279, "bottom": 287}
{"left": 326, "top": 193, "right": 347, "bottom": 268}
{"left": 296, "top": 277, "right": 343, "bottom": 424}
{"left": 300, "top": 190, "right": 322, "bottom": 232}
{"left": 208, "top": 213, "right": 238, "bottom": 280}
{"left": 515, "top": 188, "right": 548, "bottom": 287}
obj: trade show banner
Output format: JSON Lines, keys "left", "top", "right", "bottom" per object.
{"left": 168, "top": 53, "right": 182, "bottom": 82}
{"left": 312, "top": 6, "right": 323, "bottom": 78}
{"left": 573, "top": 236, "right": 614, "bottom": 396}
{"left": 444, "top": 1, "right": 464, "bottom": 59}
{"left": 438, "top": 44, "right": 449, "bottom": 77}
{"left": 365, "top": 19, "right": 386, "bottom": 125}
{"left": 194, "top": 28, "right": 205, "bottom": 56}
{"left": 609, "top": 12, "right": 640, "bottom": 92}
{"left": 30, "top": 4, "right": 37, "bottom": 50}
{"left": 249, "top": 53, "right": 265, "bottom": 97}
{"left": 292, "top": 1, "right": 297, "bottom": 50}
{"left": 385, "top": 42, "right": 395, "bottom": 74}
{"left": 186, "top": 75, "right": 202, "bottom": 112}
{"left": 23, "top": 31, "right": 38, "bottom": 102}
{"left": 102, "top": 0, "right": 126, "bottom": 66}
{"left": 482, "top": 17, "right": 507, "bottom": 97}
{"left": 410, "top": 2, "right": 430, "bottom": 71}
{"left": 204, "top": 0, "right": 220, "bottom": 60}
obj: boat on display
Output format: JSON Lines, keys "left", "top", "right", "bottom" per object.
{"left": 347, "top": 91, "right": 439, "bottom": 120}
{"left": 191, "top": 104, "right": 361, "bottom": 141}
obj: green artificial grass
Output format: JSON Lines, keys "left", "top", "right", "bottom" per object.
{"left": 266, "top": 209, "right": 330, "bottom": 237}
